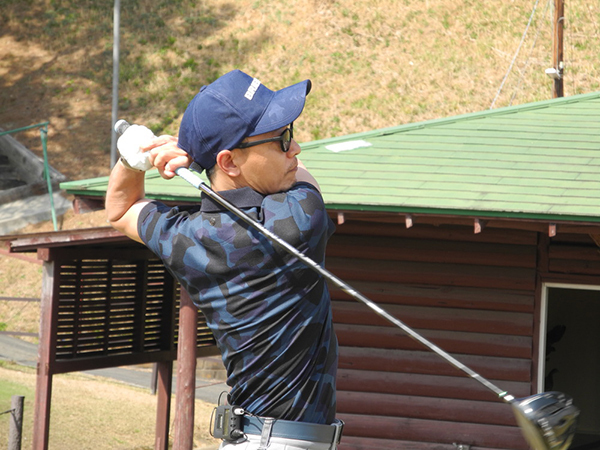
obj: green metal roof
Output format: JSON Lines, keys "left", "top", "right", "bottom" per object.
{"left": 62, "top": 91, "right": 600, "bottom": 223}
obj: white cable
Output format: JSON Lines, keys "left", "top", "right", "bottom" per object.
{"left": 508, "top": 0, "right": 553, "bottom": 106}
{"left": 490, "top": 0, "right": 542, "bottom": 109}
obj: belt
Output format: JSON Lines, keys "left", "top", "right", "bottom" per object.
{"left": 241, "top": 416, "right": 342, "bottom": 444}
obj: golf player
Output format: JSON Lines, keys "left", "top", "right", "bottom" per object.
{"left": 106, "top": 70, "right": 342, "bottom": 449}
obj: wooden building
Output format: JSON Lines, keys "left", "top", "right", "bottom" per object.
{"left": 54, "top": 91, "right": 600, "bottom": 449}
{"left": 4, "top": 228, "right": 218, "bottom": 450}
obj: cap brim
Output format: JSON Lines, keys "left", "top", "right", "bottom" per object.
{"left": 250, "top": 79, "right": 311, "bottom": 137}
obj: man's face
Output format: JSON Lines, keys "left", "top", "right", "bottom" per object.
{"left": 233, "top": 125, "right": 301, "bottom": 195}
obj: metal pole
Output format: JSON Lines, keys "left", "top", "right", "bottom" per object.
{"left": 110, "top": 0, "right": 121, "bottom": 168}
{"left": 40, "top": 125, "right": 58, "bottom": 231}
{"left": 552, "top": 0, "right": 564, "bottom": 98}
{"left": 8, "top": 395, "right": 24, "bottom": 450}
{"left": 0, "top": 121, "right": 49, "bottom": 137}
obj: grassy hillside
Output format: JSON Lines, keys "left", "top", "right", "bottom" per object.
{"left": 1, "top": 0, "right": 599, "bottom": 182}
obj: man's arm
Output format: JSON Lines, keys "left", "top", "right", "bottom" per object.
{"left": 105, "top": 160, "right": 149, "bottom": 243}
{"left": 105, "top": 135, "right": 192, "bottom": 243}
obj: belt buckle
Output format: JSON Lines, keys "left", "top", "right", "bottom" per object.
{"left": 332, "top": 419, "right": 344, "bottom": 446}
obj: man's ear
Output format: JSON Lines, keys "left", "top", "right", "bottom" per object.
{"left": 215, "top": 149, "right": 240, "bottom": 177}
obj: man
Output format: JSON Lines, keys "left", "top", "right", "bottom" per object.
{"left": 106, "top": 70, "right": 341, "bottom": 449}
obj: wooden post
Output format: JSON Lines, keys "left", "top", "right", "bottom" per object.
{"left": 8, "top": 395, "right": 24, "bottom": 450}
{"left": 32, "top": 258, "right": 59, "bottom": 450}
{"left": 173, "top": 289, "right": 198, "bottom": 450}
{"left": 552, "top": 0, "right": 564, "bottom": 98}
{"left": 154, "top": 360, "right": 173, "bottom": 450}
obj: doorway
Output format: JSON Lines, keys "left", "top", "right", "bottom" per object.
{"left": 542, "top": 285, "right": 600, "bottom": 449}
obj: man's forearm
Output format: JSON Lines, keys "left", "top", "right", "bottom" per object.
{"left": 105, "top": 159, "right": 146, "bottom": 225}
{"left": 105, "top": 134, "right": 187, "bottom": 242}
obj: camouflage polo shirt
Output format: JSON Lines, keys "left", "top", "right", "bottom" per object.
{"left": 138, "top": 182, "right": 338, "bottom": 424}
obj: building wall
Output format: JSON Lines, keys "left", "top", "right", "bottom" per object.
{"left": 326, "top": 219, "right": 539, "bottom": 450}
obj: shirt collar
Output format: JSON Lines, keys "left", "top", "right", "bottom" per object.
{"left": 200, "top": 186, "right": 266, "bottom": 212}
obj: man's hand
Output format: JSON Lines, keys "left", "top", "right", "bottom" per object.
{"left": 107, "top": 134, "right": 192, "bottom": 243}
{"left": 142, "top": 135, "right": 193, "bottom": 179}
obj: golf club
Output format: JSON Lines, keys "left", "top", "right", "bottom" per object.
{"left": 175, "top": 165, "right": 579, "bottom": 450}
{"left": 113, "top": 120, "right": 580, "bottom": 449}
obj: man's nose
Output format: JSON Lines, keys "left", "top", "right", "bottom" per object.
{"left": 288, "top": 139, "right": 301, "bottom": 157}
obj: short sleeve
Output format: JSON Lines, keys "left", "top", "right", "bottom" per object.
{"left": 262, "top": 182, "right": 335, "bottom": 261}
{"left": 138, "top": 201, "right": 201, "bottom": 259}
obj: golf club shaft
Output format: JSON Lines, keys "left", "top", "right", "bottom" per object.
{"left": 175, "top": 167, "right": 515, "bottom": 404}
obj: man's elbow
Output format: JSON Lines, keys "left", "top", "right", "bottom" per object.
{"left": 105, "top": 211, "right": 126, "bottom": 234}
{"left": 105, "top": 202, "right": 125, "bottom": 229}
{"left": 105, "top": 199, "right": 147, "bottom": 244}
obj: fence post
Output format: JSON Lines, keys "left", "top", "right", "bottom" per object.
{"left": 8, "top": 395, "right": 24, "bottom": 450}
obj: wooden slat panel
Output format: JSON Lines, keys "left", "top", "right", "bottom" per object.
{"left": 333, "top": 302, "right": 533, "bottom": 336}
{"left": 337, "top": 369, "right": 531, "bottom": 401}
{"left": 335, "top": 323, "right": 531, "bottom": 358}
{"left": 328, "top": 235, "right": 537, "bottom": 268}
{"left": 338, "top": 413, "right": 528, "bottom": 450}
{"left": 52, "top": 256, "right": 215, "bottom": 363}
{"left": 337, "top": 391, "right": 516, "bottom": 426}
{"left": 329, "top": 281, "right": 534, "bottom": 312}
{"left": 339, "top": 347, "right": 531, "bottom": 382}
{"left": 52, "top": 350, "right": 177, "bottom": 373}
{"left": 327, "top": 257, "right": 536, "bottom": 290}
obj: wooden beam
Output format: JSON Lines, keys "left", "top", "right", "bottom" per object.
{"left": 337, "top": 391, "right": 517, "bottom": 426}
{"left": 173, "top": 289, "right": 198, "bottom": 450}
{"left": 326, "top": 210, "right": 600, "bottom": 235}
{"left": 72, "top": 196, "right": 105, "bottom": 214}
{"left": 336, "top": 369, "right": 531, "bottom": 401}
{"left": 339, "top": 414, "right": 527, "bottom": 449}
{"left": 32, "top": 261, "right": 60, "bottom": 450}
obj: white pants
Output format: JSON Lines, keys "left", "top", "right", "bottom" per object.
{"left": 218, "top": 433, "right": 337, "bottom": 450}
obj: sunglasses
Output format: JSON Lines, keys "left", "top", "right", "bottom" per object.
{"left": 237, "top": 123, "right": 294, "bottom": 153}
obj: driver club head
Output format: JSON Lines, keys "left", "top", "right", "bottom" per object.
{"left": 511, "top": 391, "right": 579, "bottom": 450}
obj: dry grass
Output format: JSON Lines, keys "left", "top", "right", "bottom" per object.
{"left": 0, "top": 361, "right": 220, "bottom": 449}
{"left": 1, "top": 0, "right": 599, "bottom": 180}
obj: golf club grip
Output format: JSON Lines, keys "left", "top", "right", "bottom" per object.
{"left": 175, "top": 167, "right": 513, "bottom": 403}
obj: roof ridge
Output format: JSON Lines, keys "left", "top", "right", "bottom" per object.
{"left": 301, "top": 91, "right": 600, "bottom": 148}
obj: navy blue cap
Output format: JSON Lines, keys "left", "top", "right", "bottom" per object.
{"left": 178, "top": 70, "right": 311, "bottom": 172}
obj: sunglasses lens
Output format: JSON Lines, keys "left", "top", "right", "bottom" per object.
{"left": 282, "top": 128, "right": 291, "bottom": 152}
